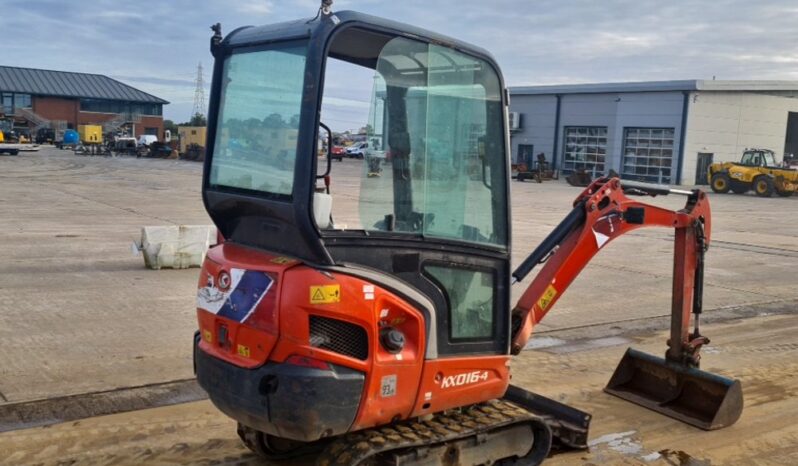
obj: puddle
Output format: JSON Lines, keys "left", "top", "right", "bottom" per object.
{"left": 524, "top": 336, "right": 566, "bottom": 350}
{"left": 588, "top": 430, "right": 642, "bottom": 455}
{"left": 589, "top": 432, "right": 710, "bottom": 464}
{"left": 545, "top": 336, "right": 631, "bottom": 354}
{"left": 641, "top": 451, "right": 662, "bottom": 462}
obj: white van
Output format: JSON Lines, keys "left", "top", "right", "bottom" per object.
{"left": 138, "top": 135, "right": 158, "bottom": 147}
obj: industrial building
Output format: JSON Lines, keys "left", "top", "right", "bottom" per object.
{"left": 0, "top": 65, "right": 168, "bottom": 139}
{"left": 509, "top": 80, "right": 798, "bottom": 185}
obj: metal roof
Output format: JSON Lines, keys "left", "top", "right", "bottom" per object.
{"left": 223, "top": 9, "right": 499, "bottom": 68}
{"left": 510, "top": 80, "right": 798, "bottom": 96}
{"left": 0, "top": 65, "right": 168, "bottom": 104}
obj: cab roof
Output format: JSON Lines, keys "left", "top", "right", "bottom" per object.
{"left": 221, "top": 10, "right": 498, "bottom": 65}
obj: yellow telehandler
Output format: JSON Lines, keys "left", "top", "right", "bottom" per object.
{"left": 709, "top": 148, "right": 797, "bottom": 197}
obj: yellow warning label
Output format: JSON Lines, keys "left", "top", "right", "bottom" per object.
{"left": 270, "top": 256, "right": 293, "bottom": 265}
{"left": 237, "top": 344, "right": 250, "bottom": 357}
{"left": 537, "top": 285, "right": 558, "bottom": 311}
{"left": 202, "top": 329, "right": 213, "bottom": 343}
{"left": 310, "top": 284, "right": 341, "bottom": 304}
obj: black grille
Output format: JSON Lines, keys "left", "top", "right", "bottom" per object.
{"left": 309, "top": 315, "right": 368, "bottom": 361}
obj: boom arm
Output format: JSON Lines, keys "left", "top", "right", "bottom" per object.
{"left": 510, "top": 177, "right": 711, "bottom": 367}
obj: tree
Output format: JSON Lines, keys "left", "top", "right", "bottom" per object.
{"left": 189, "top": 113, "right": 207, "bottom": 126}
{"left": 263, "top": 113, "right": 287, "bottom": 128}
{"left": 163, "top": 119, "right": 178, "bottom": 134}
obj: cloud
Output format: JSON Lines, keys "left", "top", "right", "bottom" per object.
{"left": 3, "top": 0, "right": 798, "bottom": 122}
{"left": 236, "top": 1, "right": 274, "bottom": 15}
{"left": 96, "top": 11, "right": 145, "bottom": 20}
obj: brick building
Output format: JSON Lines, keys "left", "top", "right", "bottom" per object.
{"left": 0, "top": 65, "right": 168, "bottom": 139}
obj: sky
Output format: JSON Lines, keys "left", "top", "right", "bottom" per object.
{"left": 4, "top": 0, "right": 798, "bottom": 130}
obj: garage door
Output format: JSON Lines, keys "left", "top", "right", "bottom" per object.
{"left": 562, "top": 126, "right": 607, "bottom": 175}
{"left": 621, "top": 128, "right": 675, "bottom": 184}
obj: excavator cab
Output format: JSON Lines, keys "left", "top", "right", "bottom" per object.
{"left": 195, "top": 3, "right": 741, "bottom": 464}
{"left": 198, "top": 5, "right": 536, "bottom": 460}
{"left": 203, "top": 8, "right": 512, "bottom": 357}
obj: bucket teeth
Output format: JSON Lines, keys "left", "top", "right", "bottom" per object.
{"left": 604, "top": 348, "right": 743, "bottom": 430}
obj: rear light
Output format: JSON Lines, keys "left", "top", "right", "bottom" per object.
{"left": 217, "top": 323, "right": 230, "bottom": 349}
{"left": 285, "top": 355, "right": 331, "bottom": 371}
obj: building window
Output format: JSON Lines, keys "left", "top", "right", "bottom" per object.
{"left": 144, "top": 127, "right": 158, "bottom": 136}
{"left": 1, "top": 93, "right": 12, "bottom": 114}
{"left": 1, "top": 92, "right": 29, "bottom": 113}
{"left": 14, "top": 93, "right": 31, "bottom": 108}
{"left": 621, "top": 127, "right": 675, "bottom": 184}
{"left": 562, "top": 126, "right": 607, "bottom": 174}
{"left": 80, "top": 99, "right": 162, "bottom": 116}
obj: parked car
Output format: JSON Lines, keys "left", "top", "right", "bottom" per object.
{"left": 346, "top": 142, "right": 368, "bottom": 158}
{"left": 330, "top": 145, "right": 345, "bottom": 161}
{"left": 113, "top": 136, "right": 138, "bottom": 155}
{"left": 137, "top": 135, "right": 158, "bottom": 147}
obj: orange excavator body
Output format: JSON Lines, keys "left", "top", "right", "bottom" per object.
{"left": 192, "top": 4, "right": 742, "bottom": 464}
{"left": 196, "top": 244, "right": 510, "bottom": 433}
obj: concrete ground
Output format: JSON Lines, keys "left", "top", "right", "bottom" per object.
{"left": 0, "top": 147, "right": 796, "bottom": 464}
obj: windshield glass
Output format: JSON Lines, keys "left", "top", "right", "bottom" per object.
{"left": 741, "top": 150, "right": 776, "bottom": 167}
{"left": 209, "top": 42, "right": 307, "bottom": 196}
{"left": 763, "top": 151, "right": 777, "bottom": 166}
{"left": 336, "top": 36, "right": 507, "bottom": 247}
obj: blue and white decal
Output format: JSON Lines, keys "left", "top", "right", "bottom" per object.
{"left": 197, "top": 268, "right": 273, "bottom": 323}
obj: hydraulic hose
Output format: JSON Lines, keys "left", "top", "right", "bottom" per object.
{"left": 512, "top": 200, "right": 586, "bottom": 283}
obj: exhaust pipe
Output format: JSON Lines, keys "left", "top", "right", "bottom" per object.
{"left": 604, "top": 348, "right": 743, "bottom": 430}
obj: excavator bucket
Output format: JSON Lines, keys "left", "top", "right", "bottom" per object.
{"left": 604, "top": 348, "right": 743, "bottom": 430}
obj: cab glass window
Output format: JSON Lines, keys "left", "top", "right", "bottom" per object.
{"left": 425, "top": 265, "right": 495, "bottom": 340}
{"left": 331, "top": 36, "right": 508, "bottom": 247}
{"left": 210, "top": 42, "right": 307, "bottom": 197}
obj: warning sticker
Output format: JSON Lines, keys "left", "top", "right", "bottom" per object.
{"left": 237, "top": 344, "right": 250, "bottom": 357}
{"left": 270, "top": 256, "right": 293, "bottom": 265}
{"left": 537, "top": 285, "right": 558, "bottom": 311}
{"left": 310, "top": 284, "right": 341, "bottom": 304}
{"left": 202, "top": 329, "right": 213, "bottom": 343}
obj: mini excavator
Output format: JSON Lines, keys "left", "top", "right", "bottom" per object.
{"left": 193, "top": 3, "right": 742, "bottom": 464}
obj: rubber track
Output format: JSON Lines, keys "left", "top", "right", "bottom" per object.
{"left": 316, "top": 400, "right": 549, "bottom": 466}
